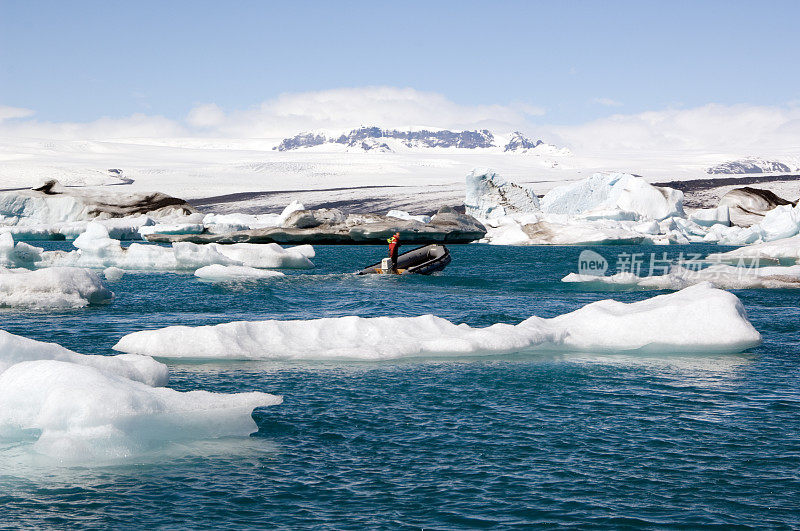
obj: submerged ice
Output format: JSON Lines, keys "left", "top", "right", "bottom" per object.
{"left": 0, "top": 360, "right": 282, "bottom": 460}
{"left": 113, "top": 284, "right": 761, "bottom": 361}
{"left": 0, "top": 330, "right": 282, "bottom": 461}
{"left": 194, "top": 264, "right": 285, "bottom": 281}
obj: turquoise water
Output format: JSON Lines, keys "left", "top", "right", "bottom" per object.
{"left": 2, "top": 243, "right": 799, "bottom": 528}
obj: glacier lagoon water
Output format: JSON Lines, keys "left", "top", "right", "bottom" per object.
{"left": 2, "top": 243, "right": 799, "bottom": 529}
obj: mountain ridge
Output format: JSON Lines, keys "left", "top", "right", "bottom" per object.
{"left": 274, "top": 127, "right": 552, "bottom": 153}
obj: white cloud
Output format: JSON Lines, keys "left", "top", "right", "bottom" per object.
{"left": 0, "top": 87, "right": 544, "bottom": 141}
{"left": 0, "top": 113, "right": 185, "bottom": 140}
{"left": 592, "top": 97, "right": 623, "bottom": 107}
{"left": 1, "top": 90, "right": 798, "bottom": 165}
{"left": 186, "top": 103, "right": 226, "bottom": 128}
{"left": 197, "top": 87, "right": 545, "bottom": 137}
{"left": 0, "top": 105, "right": 35, "bottom": 122}
{"left": 548, "top": 103, "right": 800, "bottom": 159}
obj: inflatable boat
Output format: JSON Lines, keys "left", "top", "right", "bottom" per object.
{"left": 357, "top": 244, "right": 451, "bottom": 275}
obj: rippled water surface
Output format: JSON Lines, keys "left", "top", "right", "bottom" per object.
{"left": 2, "top": 243, "right": 799, "bottom": 528}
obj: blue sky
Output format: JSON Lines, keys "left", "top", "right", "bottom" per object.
{"left": 1, "top": 0, "right": 798, "bottom": 126}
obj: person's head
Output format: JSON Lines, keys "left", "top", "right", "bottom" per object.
{"left": 394, "top": 232, "right": 400, "bottom": 239}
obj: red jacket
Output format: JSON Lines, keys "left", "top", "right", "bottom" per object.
{"left": 388, "top": 236, "right": 400, "bottom": 261}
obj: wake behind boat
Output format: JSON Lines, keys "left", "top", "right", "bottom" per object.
{"left": 357, "top": 244, "right": 451, "bottom": 275}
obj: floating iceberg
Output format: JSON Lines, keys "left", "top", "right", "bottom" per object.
{"left": 517, "top": 219, "right": 648, "bottom": 245}
{"left": 0, "top": 180, "right": 195, "bottom": 228}
{"left": 562, "top": 264, "right": 800, "bottom": 290}
{"left": 540, "top": 172, "right": 683, "bottom": 221}
{"left": 688, "top": 205, "right": 731, "bottom": 227}
{"left": 113, "top": 284, "right": 761, "bottom": 361}
{"left": 0, "top": 232, "right": 44, "bottom": 267}
{"left": 756, "top": 204, "right": 800, "bottom": 241}
{"left": 707, "top": 233, "right": 800, "bottom": 264}
{"left": 194, "top": 264, "right": 285, "bottom": 281}
{"left": 103, "top": 266, "right": 125, "bottom": 281}
{"left": 0, "top": 360, "right": 281, "bottom": 460}
{"left": 0, "top": 266, "right": 113, "bottom": 308}
{"left": 35, "top": 223, "right": 315, "bottom": 270}
{"left": 469, "top": 171, "right": 690, "bottom": 246}
{"left": 211, "top": 242, "right": 314, "bottom": 269}
{"left": 719, "top": 187, "right": 796, "bottom": 227}
{"left": 0, "top": 329, "right": 167, "bottom": 386}
{"left": 138, "top": 221, "right": 205, "bottom": 237}
{"left": 465, "top": 169, "right": 541, "bottom": 220}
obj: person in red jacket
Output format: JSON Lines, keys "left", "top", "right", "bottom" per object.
{"left": 387, "top": 232, "right": 401, "bottom": 273}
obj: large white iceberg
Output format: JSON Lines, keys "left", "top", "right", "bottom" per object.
{"left": 468, "top": 171, "right": 689, "bottom": 246}
{"left": 0, "top": 360, "right": 281, "bottom": 460}
{"left": 113, "top": 284, "right": 761, "bottom": 361}
{"left": 712, "top": 203, "right": 800, "bottom": 246}
{"left": 540, "top": 172, "right": 684, "bottom": 221}
{"left": 0, "top": 329, "right": 167, "bottom": 386}
{"left": 0, "top": 180, "right": 195, "bottom": 230}
{"left": 718, "top": 187, "right": 795, "bottom": 227}
{"left": 515, "top": 218, "right": 649, "bottom": 245}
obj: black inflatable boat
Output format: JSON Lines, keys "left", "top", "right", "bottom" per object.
{"left": 357, "top": 244, "right": 451, "bottom": 275}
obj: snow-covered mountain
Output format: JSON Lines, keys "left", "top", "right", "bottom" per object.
{"left": 503, "top": 131, "right": 543, "bottom": 152}
{"left": 707, "top": 158, "right": 795, "bottom": 175}
{"left": 273, "top": 127, "right": 556, "bottom": 153}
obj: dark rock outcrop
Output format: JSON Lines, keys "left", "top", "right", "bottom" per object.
{"left": 503, "top": 132, "right": 543, "bottom": 152}
{"left": 145, "top": 206, "right": 486, "bottom": 245}
{"left": 274, "top": 127, "right": 498, "bottom": 151}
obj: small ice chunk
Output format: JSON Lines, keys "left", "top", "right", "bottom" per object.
{"left": 0, "top": 267, "right": 114, "bottom": 308}
{"left": 194, "top": 264, "right": 285, "bottom": 281}
{"left": 103, "top": 267, "right": 125, "bottom": 281}
{"left": 139, "top": 223, "right": 205, "bottom": 237}
{"left": 277, "top": 201, "right": 306, "bottom": 225}
{"left": 689, "top": 205, "right": 731, "bottom": 227}
{"left": 386, "top": 210, "right": 431, "bottom": 223}
{"left": 0, "top": 233, "right": 44, "bottom": 267}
